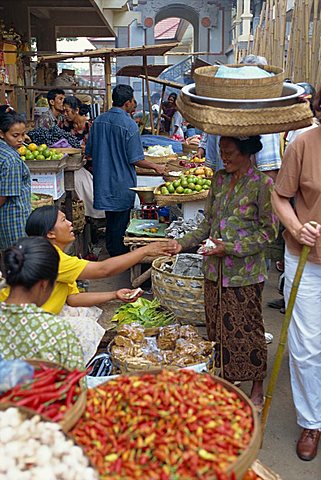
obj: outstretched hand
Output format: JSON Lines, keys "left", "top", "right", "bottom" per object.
{"left": 116, "top": 288, "right": 143, "bottom": 303}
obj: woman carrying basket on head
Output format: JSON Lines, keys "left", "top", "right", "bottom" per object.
{"left": 167, "top": 136, "right": 278, "bottom": 410}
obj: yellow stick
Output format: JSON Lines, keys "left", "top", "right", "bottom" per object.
{"left": 261, "top": 221, "right": 317, "bottom": 442}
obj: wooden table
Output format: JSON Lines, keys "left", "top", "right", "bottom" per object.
{"left": 123, "top": 235, "right": 168, "bottom": 287}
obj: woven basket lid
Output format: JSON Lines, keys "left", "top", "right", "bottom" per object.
{"left": 177, "top": 92, "right": 313, "bottom": 136}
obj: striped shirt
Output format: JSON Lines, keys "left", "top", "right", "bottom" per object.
{"left": 0, "top": 140, "right": 31, "bottom": 249}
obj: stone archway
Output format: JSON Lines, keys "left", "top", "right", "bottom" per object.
{"left": 155, "top": 4, "right": 199, "bottom": 51}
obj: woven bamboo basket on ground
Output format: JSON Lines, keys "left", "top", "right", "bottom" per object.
{"left": 26, "top": 359, "right": 87, "bottom": 433}
{"left": 144, "top": 153, "right": 177, "bottom": 164}
{"left": 154, "top": 183, "right": 209, "bottom": 207}
{"left": 61, "top": 199, "right": 86, "bottom": 234}
{"left": 177, "top": 92, "right": 313, "bottom": 136}
{"left": 152, "top": 256, "right": 205, "bottom": 325}
{"left": 98, "top": 370, "right": 260, "bottom": 480}
{"left": 31, "top": 193, "right": 54, "bottom": 210}
{"left": 194, "top": 64, "right": 285, "bottom": 99}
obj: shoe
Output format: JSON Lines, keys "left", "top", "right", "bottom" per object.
{"left": 265, "top": 332, "right": 273, "bottom": 344}
{"left": 267, "top": 298, "right": 285, "bottom": 310}
{"left": 296, "top": 428, "right": 321, "bottom": 461}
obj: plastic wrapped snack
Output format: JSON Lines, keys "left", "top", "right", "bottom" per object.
{"left": 117, "top": 324, "right": 145, "bottom": 344}
{"left": 175, "top": 338, "right": 200, "bottom": 357}
{"left": 179, "top": 325, "right": 199, "bottom": 340}
{"left": 114, "top": 336, "right": 135, "bottom": 349}
{"left": 157, "top": 325, "right": 181, "bottom": 350}
{"left": 196, "top": 340, "right": 215, "bottom": 356}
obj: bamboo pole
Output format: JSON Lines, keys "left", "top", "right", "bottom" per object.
{"left": 104, "top": 55, "right": 112, "bottom": 111}
{"left": 143, "top": 55, "right": 155, "bottom": 134}
{"left": 261, "top": 237, "right": 314, "bottom": 441}
{"left": 156, "top": 83, "right": 166, "bottom": 135}
{"left": 311, "top": 0, "right": 319, "bottom": 85}
{"left": 279, "top": 0, "right": 287, "bottom": 70}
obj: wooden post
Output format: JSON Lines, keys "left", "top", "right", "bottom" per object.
{"left": 104, "top": 55, "right": 112, "bottom": 111}
{"left": 156, "top": 83, "right": 166, "bottom": 135}
{"left": 143, "top": 55, "right": 155, "bottom": 134}
{"left": 142, "top": 77, "right": 145, "bottom": 115}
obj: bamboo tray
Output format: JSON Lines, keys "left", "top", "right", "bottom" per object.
{"left": 154, "top": 183, "right": 209, "bottom": 206}
{"left": 25, "top": 154, "right": 68, "bottom": 173}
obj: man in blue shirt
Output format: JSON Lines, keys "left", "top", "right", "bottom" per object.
{"left": 86, "top": 84, "right": 164, "bottom": 257}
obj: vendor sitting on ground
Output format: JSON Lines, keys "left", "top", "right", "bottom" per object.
{"left": 34, "top": 89, "right": 65, "bottom": 129}
{"left": 0, "top": 237, "right": 84, "bottom": 370}
{"left": 0, "top": 206, "right": 173, "bottom": 363}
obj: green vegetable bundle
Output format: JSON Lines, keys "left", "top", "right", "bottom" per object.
{"left": 111, "top": 297, "right": 176, "bottom": 328}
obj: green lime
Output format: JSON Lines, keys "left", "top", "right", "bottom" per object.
{"left": 37, "top": 154, "right": 45, "bottom": 161}
{"left": 161, "top": 187, "right": 169, "bottom": 195}
{"left": 195, "top": 184, "right": 202, "bottom": 192}
{"left": 176, "top": 186, "right": 184, "bottom": 194}
{"left": 188, "top": 183, "right": 196, "bottom": 190}
{"left": 173, "top": 180, "right": 181, "bottom": 188}
{"left": 168, "top": 185, "right": 175, "bottom": 193}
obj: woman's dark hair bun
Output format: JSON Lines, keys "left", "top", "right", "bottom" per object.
{"left": 5, "top": 246, "right": 25, "bottom": 279}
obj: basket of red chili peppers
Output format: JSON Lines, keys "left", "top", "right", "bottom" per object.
{"left": 71, "top": 369, "right": 260, "bottom": 480}
{"left": 0, "top": 359, "right": 87, "bottom": 433}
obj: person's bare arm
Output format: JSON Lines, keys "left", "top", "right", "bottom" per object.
{"left": 66, "top": 288, "right": 142, "bottom": 307}
{"left": 271, "top": 190, "right": 321, "bottom": 246}
{"left": 135, "top": 159, "right": 165, "bottom": 175}
{"left": 78, "top": 241, "right": 174, "bottom": 280}
{"left": 0, "top": 196, "right": 6, "bottom": 207}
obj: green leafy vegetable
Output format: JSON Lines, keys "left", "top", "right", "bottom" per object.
{"left": 112, "top": 298, "right": 176, "bottom": 327}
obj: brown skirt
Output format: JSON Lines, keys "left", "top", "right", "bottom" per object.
{"left": 204, "top": 278, "right": 267, "bottom": 382}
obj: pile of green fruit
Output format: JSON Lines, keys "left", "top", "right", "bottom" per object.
{"left": 158, "top": 174, "right": 211, "bottom": 195}
{"left": 18, "top": 143, "right": 64, "bottom": 162}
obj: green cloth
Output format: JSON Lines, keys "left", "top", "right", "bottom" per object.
{"left": 0, "top": 302, "right": 84, "bottom": 370}
{"left": 178, "top": 166, "right": 279, "bottom": 287}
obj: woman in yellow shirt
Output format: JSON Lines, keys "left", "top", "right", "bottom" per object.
{"left": 0, "top": 205, "right": 172, "bottom": 362}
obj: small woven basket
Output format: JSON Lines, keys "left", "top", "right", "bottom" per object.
{"left": 26, "top": 359, "right": 87, "bottom": 433}
{"left": 154, "top": 184, "right": 209, "bottom": 207}
{"left": 31, "top": 193, "right": 54, "bottom": 210}
{"left": 194, "top": 64, "right": 285, "bottom": 99}
{"left": 144, "top": 153, "right": 177, "bottom": 164}
{"left": 152, "top": 256, "right": 205, "bottom": 325}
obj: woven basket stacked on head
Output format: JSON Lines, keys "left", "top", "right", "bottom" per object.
{"left": 194, "top": 64, "right": 285, "bottom": 99}
{"left": 151, "top": 256, "right": 206, "bottom": 326}
{"left": 177, "top": 91, "right": 313, "bottom": 137}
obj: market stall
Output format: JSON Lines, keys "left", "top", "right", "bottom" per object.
{"left": 0, "top": 356, "right": 283, "bottom": 480}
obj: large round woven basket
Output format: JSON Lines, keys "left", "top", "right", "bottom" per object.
{"left": 26, "top": 359, "right": 87, "bottom": 433}
{"left": 154, "top": 183, "right": 209, "bottom": 207}
{"left": 152, "top": 256, "right": 205, "bottom": 325}
{"left": 31, "top": 193, "right": 54, "bottom": 210}
{"left": 177, "top": 91, "right": 313, "bottom": 136}
{"left": 194, "top": 64, "right": 285, "bottom": 99}
{"left": 98, "top": 370, "right": 260, "bottom": 480}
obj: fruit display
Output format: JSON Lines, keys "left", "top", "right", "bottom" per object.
{"left": 18, "top": 143, "right": 64, "bottom": 162}
{"left": 184, "top": 166, "right": 213, "bottom": 178}
{"left": 157, "top": 174, "right": 211, "bottom": 196}
{"left": 179, "top": 156, "right": 206, "bottom": 168}
{"left": 72, "top": 369, "right": 257, "bottom": 480}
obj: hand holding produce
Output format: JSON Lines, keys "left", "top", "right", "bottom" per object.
{"left": 116, "top": 288, "right": 143, "bottom": 302}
